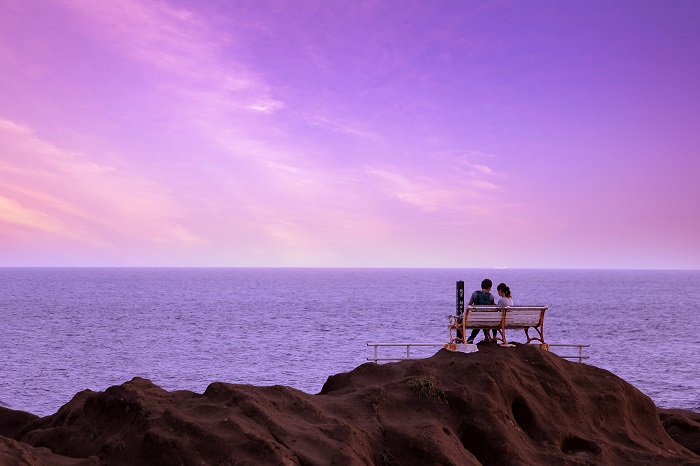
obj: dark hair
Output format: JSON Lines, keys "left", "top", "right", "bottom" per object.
{"left": 497, "top": 282, "right": 511, "bottom": 298}
{"left": 481, "top": 279, "right": 492, "bottom": 290}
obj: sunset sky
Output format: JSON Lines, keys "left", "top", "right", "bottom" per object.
{"left": 1, "top": 0, "right": 699, "bottom": 269}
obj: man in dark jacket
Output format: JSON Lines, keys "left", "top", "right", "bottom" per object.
{"left": 466, "top": 279, "right": 495, "bottom": 344}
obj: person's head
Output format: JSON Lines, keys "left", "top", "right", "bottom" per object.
{"left": 497, "top": 282, "right": 511, "bottom": 298}
{"left": 481, "top": 279, "right": 492, "bottom": 291}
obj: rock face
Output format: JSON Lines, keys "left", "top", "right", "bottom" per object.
{"left": 1, "top": 343, "right": 699, "bottom": 465}
{"left": 660, "top": 409, "right": 700, "bottom": 457}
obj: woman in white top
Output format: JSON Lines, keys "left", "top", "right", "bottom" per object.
{"left": 487, "top": 283, "right": 513, "bottom": 340}
{"left": 497, "top": 283, "right": 523, "bottom": 341}
{"left": 496, "top": 283, "right": 513, "bottom": 306}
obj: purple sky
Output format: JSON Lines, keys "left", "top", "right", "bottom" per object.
{"left": 1, "top": 1, "right": 699, "bottom": 268}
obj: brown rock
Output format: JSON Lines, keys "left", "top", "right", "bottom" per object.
{"left": 0, "top": 435, "right": 98, "bottom": 466}
{"left": 660, "top": 408, "right": 700, "bottom": 456}
{"left": 1, "top": 343, "right": 698, "bottom": 465}
{"left": 0, "top": 407, "right": 38, "bottom": 439}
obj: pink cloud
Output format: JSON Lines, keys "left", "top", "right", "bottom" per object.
{"left": 0, "top": 118, "right": 204, "bottom": 262}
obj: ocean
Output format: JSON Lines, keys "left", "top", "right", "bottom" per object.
{"left": 1, "top": 268, "right": 698, "bottom": 417}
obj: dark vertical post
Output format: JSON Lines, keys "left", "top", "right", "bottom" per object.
{"left": 456, "top": 280, "right": 464, "bottom": 316}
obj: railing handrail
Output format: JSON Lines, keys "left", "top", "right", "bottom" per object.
{"left": 366, "top": 343, "right": 448, "bottom": 346}
{"left": 366, "top": 342, "right": 590, "bottom": 363}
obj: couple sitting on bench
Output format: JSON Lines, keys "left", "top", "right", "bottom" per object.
{"left": 450, "top": 278, "right": 547, "bottom": 346}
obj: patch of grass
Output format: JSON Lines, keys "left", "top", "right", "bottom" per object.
{"left": 408, "top": 375, "right": 448, "bottom": 403}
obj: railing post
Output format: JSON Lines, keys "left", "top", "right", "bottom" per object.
{"left": 406, "top": 345, "right": 410, "bottom": 359}
{"left": 374, "top": 345, "right": 378, "bottom": 362}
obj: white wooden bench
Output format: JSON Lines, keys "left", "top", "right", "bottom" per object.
{"left": 448, "top": 305, "right": 548, "bottom": 345}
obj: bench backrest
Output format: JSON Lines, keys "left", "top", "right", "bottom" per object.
{"left": 464, "top": 306, "right": 547, "bottom": 329}
{"left": 503, "top": 306, "right": 547, "bottom": 328}
{"left": 464, "top": 307, "right": 505, "bottom": 328}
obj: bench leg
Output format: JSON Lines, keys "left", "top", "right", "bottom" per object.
{"left": 525, "top": 326, "right": 545, "bottom": 344}
{"left": 448, "top": 317, "right": 464, "bottom": 344}
{"left": 449, "top": 326, "right": 461, "bottom": 344}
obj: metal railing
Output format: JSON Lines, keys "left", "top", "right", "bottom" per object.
{"left": 548, "top": 343, "right": 590, "bottom": 363}
{"left": 367, "top": 342, "right": 590, "bottom": 363}
{"left": 366, "top": 343, "right": 449, "bottom": 362}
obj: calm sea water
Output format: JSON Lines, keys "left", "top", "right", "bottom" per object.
{"left": 0, "top": 268, "right": 698, "bottom": 417}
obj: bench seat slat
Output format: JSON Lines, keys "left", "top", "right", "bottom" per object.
{"left": 467, "top": 314, "right": 504, "bottom": 322}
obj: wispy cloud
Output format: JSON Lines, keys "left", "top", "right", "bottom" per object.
{"left": 58, "top": 0, "right": 283, "bottom": 115}
{"left": 0, "top": 117, "right": 203, "bottom": 254}
{"left": 365, "top": 149, "right": 505, "bottom": 215}
{"left": 308, "top": 115, "right": 381, "bottom": 140}
{"left": 248, "top": 100, "right": 285, "bottom": 113}
{"left": 0, "top": 195, "right": 74, "bottom": 237}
